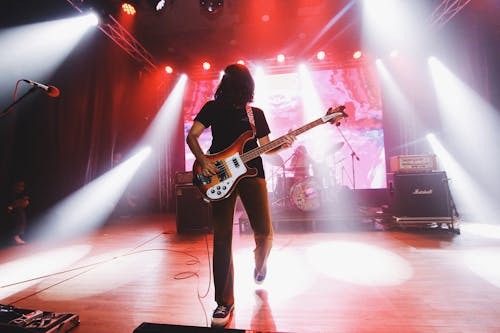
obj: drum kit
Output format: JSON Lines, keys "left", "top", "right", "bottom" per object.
{"left": 268, "top": 142, "right": 345, "bottom": 212}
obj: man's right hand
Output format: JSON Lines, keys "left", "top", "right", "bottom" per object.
{"left": 199, "top": 156, "right": 219, "bottom": 176}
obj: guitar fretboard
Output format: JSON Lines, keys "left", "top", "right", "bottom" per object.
{"left": 240, "top": 118, "right": 325, "bottom": 163}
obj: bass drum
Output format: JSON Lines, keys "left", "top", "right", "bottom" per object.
{"left": 290, "top": 178, "right": 322, "bottom": 211}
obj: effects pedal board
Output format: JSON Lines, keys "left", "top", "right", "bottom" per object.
{"left": 0, "top": 304, "right": 79, "bottom": 333}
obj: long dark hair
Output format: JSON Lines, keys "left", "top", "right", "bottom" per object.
{"left": 214, "top": 63, "right": 255, "bottom": 108}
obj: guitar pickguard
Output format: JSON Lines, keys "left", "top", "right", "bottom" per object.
{"left": 204, "top": 153, "right": 247, "bottom": 200}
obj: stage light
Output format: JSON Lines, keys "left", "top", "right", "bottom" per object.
{"left": 121, "top": 3, "right": 136, "bottom": 15}
{"left": 155, "top": 0, "right": 165, "bottom": 11}
{"left": 353, "top": 50, "right": 362, "bottom": 59}
{"left": 202, "top": 61, "right": 211, "bottom": 70}
{"left": 200, "top": 0, "right": 223, "bottom": 13}
{"left": 276, "top": 54, "right": 285, "bottom": 63}
{"left": 164, "top": 65, "right": 173, "bottom": 74}
{"left": 316, "top": 51, "right": 326, "bottom": 60}
{"left": 236, "top": 60, "right": 245, "bottom": 65}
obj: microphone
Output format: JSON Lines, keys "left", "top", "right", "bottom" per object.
{"left": 22, "top": 79, "right": 60, "bottom": 98}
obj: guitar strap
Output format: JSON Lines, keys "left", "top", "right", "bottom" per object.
{"left": 245, "top": 104, "right": 256, "bottom": 135}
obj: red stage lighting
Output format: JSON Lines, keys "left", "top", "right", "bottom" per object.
{"left": 237, "top": 60, "right": 245, "bottom": 65}
{"left": 353, "top": 50, "right": 362, "bottom": 59}
{"left": 122, "top": 3, "right": 136, "bottom": 15}
{"left": 165, "top": 66, "right": 173, "bottom": 74}
{"left": 316, "top": 51, "right": 326, "bottom": 61}
{"left": 276, "top": 54, "right": 285, "bottom": 63}
{"left": 202, "top": 62, "right": 211, "bottom": 70}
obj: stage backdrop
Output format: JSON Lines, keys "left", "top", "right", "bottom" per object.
{"left": 183, "top": 64, "right": 386, "bottom": 190}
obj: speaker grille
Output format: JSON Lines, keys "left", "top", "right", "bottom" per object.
{"left": 387, "top": 172, "right": 451, "bottom": 217}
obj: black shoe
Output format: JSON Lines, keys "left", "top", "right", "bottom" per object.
{"left": 211, "top": 304, "right": 234, "bottom": 327}
{"left": 254, "top": 266, "right": 267, "bottom": 285}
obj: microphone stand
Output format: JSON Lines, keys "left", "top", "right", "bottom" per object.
{"left": 336, "top": 125, "right": 360, "bottom": 190}
{"left": 0, "top": 87, "right": 37, "bottom": 119}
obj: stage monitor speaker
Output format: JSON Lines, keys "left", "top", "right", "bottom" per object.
{"left": 175, "top": 185, "right": 212, "bottom": 234}
{"left": 387, "top": 171, "right": 451, "bottom": 217}
{"left": 133, "top": 322, "right": 289, "bottom": 332}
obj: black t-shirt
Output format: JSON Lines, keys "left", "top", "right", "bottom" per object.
{"left": 194, "top": 100, "right": 271, "bottom": 178}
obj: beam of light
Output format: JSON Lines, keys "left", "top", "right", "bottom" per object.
{"left": 140, "top": 74, "right": 188, "bottom": 151}
{"left": 252, "top": 66, "right": 269, "bottom": 111}
{"left": 301, "top": 1, "right": 355, "bottom": 55}
{"left": 233, "top": 246, "right": 314, "bottom": 307}
{"left": 307, "top": 241, "right": 413, "bottom": 286}
{"left": 375, "top": 59, "right": 413, "bottom": 114}
{"left": 362, "top": 0, "right": 424, "bottom": 54}
{"left": 0, "top": 245, "right": 91, "bottom": 300}
{"left": 0, "top": 13, "right": 98, "bottom": 99}
{"left": 38, "top": 247, "right": 166, "bottom": 301}
{"left": 460, "top": 223, "right": 500, "bottom": 240}
{"left": 32, "top": 147, "right": 151, "bottom": 242}
{"left": 297, "top": 64, "right": 329, "bottom": 161}
{"left": 298, "top": 64, "right": 324, "bottom": 122}
{"left": 426, "top": 133, "right": 496, "bottom": 221}
{"left": 428, "top": 57, "right": 500, "bottom": 219}
{"left": 375, "top": 58, "right": 424, "bottom": 153}
{"left": 464, "top": 248, "right": 500, "bottom": 289}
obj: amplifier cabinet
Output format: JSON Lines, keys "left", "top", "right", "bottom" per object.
{"left": 175, "top": 185, "right": 212, "bottom": 234}
{"left": 387, "top": 172, "right": 451, "bottom": 217}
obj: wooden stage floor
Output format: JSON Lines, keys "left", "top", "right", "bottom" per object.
{"left": 1, "top": 213, "right": 500, "bottom": 333}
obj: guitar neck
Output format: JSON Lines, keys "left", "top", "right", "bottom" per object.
{"left": 241, "top": 117, "right": 325, "bottom": 163}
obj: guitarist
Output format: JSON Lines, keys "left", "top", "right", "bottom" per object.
{"left": 186, "top": 63, "right": 294, "bottom": 327}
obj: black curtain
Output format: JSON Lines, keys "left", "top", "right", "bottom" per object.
{"left": 0, "top": 29, "right": 175, "bottom": 223}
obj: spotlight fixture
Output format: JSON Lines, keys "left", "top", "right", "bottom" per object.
{"left": 316, "top": 51, "right": 326, "bottom": 61}
{"left": 202, "top": 62, "right": 211, "bottom": 70}
{"left": 353, "top": 50, "right": 362, "bottom": 59}
{"left": 155, "top": 0, "right": 165, "bottom": 11}
{"left": 200, "top": 0, "right": 223, "bottom": 13}
{"left": 121, "top": 2, "right": 136, "bottom": 15}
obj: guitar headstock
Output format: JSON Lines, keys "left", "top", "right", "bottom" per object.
{"left": 324, "top": 105, "right": 348, "bottom": 125}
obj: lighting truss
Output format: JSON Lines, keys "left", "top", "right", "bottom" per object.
{"left": 66, "top": 0, "right": 158, "bottom": 72}
{"left": 430, "top": 0, "right": 472, "bottom": 30}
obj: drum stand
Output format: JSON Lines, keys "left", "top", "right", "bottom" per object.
{"left": 271, "top": 153, "right": 296, "bottom": 208}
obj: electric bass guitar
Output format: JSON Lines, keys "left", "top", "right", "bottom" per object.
{"left": 192, "top": 105, "right": 348, "bottom": 202}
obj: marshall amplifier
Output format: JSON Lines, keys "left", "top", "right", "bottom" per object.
{"left": 389, "top": 154, "right": 437, "bottom": 173}
{"left": 175, "top": 185, "right": 212, "bottom": 234}
{"left": 387, "top": 171, "right": 451, "bottom": 217}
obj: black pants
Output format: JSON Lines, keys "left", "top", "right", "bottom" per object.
{"left": 211, "top": 177, "right": 273, "bottom": 306}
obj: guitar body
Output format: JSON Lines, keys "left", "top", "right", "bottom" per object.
{"left": 192, "top": 130, "right": 258, "bottom": 202}
{"left": 192, "top": 105, "right": 348, "bottom": 202}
